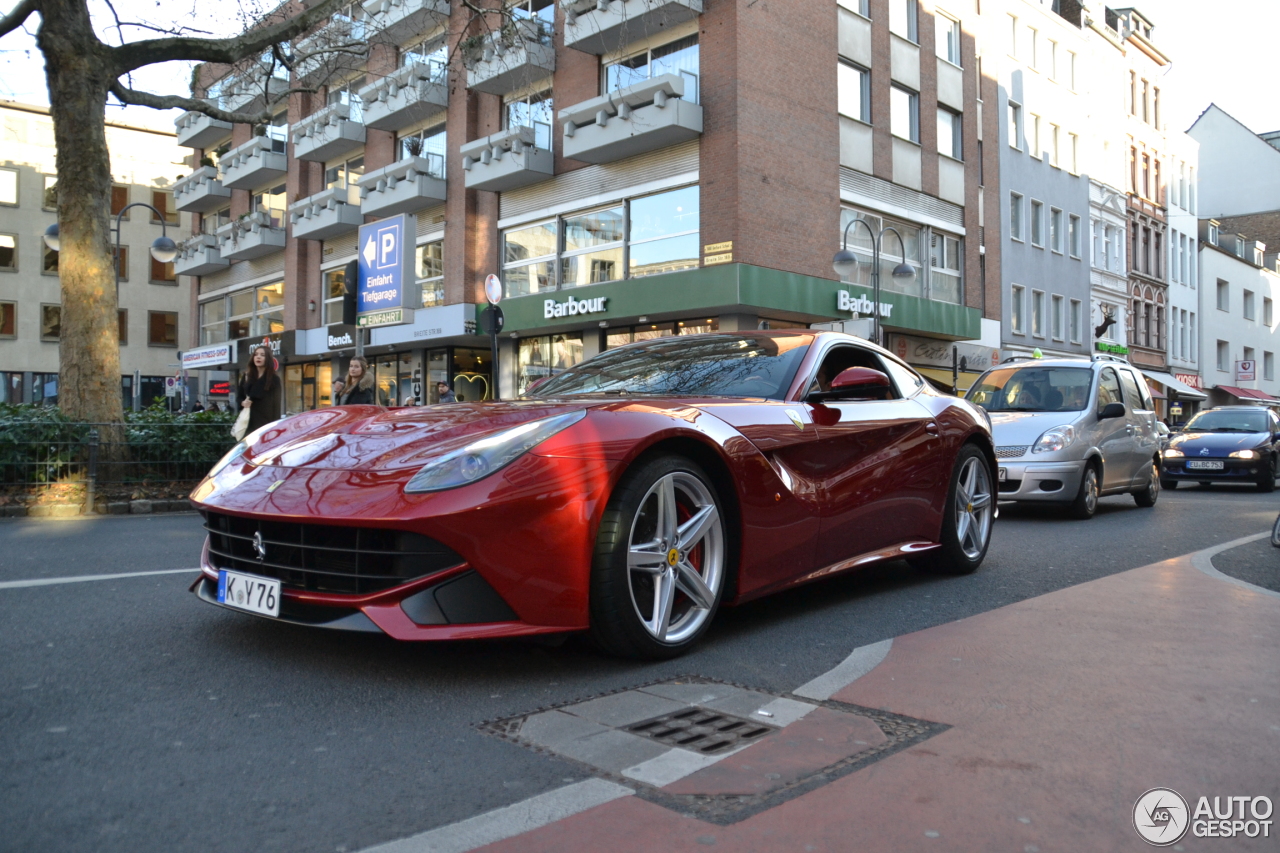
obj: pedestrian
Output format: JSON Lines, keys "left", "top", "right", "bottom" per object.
{"left": 336, "top": 356, "right": 377, "bottom": 405}
{"left": 190, "top": 398, "right": 205, "bottom": 413}
{"left": 237, "top": 345, "right": 282, "bottom": 434}
{"left": 436, "top": 381, "right": 457, "bottom": 403}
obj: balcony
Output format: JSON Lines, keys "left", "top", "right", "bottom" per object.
{"left": 220, "top": 68, "right": 290, "bottom": 112}
{"left": 359, "top": 62, "right": 448, "bottom": 132}
{"left": 466, "top": 20, "right": 555, "bottom": 95}
{"left": 216, "top": 212, "right": 287, "bottom": 261}
{"left": 358, "top": 156, "right": 446, "bottom": 218}
{"left": 460, "top": 126, "right": 553, "bottom": 192}
{"left": 362, "top": 0, "right": 450, "bottom": 44}
{"left": 221, "top": 136, "right": 289, "bottom": 190}
{"left": 174, "top": 233, "right": 229, "bottom": 277}
{"left": 559, "top": 74, "right": 702, "bottom": 164}
{"left": 293, "top": 102, "right": 367, "bottom": 162}
{"left": 173, "top": 166, "right": 232, "bottom": 213}
{"left": 288, "top": 188, "right": 364, "bottom": 241}
{"left": 174, "top": 111, "right": 233, "bottom": 149}
{"left": 294, "top": 15, "right": 369, "bottom": 82}
{"left": 562, "top": 0, "right": 703, "bottom": 55}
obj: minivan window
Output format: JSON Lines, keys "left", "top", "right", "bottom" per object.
{"left": 966, "top": 366, "right": 1092, "bottom": 412}
{"left": 1117, "top": 369, "right": 1145, "bottom": 411}
{"left": 1097, "top": 368, "right": 1123, "bottom": 413}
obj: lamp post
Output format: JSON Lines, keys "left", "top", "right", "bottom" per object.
{"left": 831, "top": 219, "right": 916, "bottom": 346}
{"left": 44, "top": 202, "right": 179, "bottom": 299}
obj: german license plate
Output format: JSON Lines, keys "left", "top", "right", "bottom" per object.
{"left": 1186, "top": 460, "right": 1224, "bottom": 471}
{"left": 217, "top": 569, "right": 281, "bottom": 617}
{"left": 998, "top": 467, "right": 1008, "bottom": 481}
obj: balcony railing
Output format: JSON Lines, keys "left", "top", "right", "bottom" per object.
{"left": 562, "top": 0, "right": 703, "bottom": 55}
{"left": 359, "top": 62, "right": 448, "bottom": 131}
{"left": 288, "top": 188, "right": 364, "bottom": 241}
{"left": 292, "top": 102, "right": 367, "bottom": 162}
{"left": 174, "top": 233, "right": 229, "bottom": 277}
{"left": 460, "top": 125, "right": 554, "bottom": 192}
{"left": 362, "top": 0, "right": 450, "bottom": 44}
{"left": 358, "top": 155, "right": 446, "bottom": 218}
{"left": 559, "top": 73, "right": 702, "bottom": 164}
{"left": 221, "top": 136, "right": 289, "bottom": 190}
{"left": 220, "top": 68, "right": 290, "bottom": 112}
{"left": 216, "top": 212, "right": 287, "bottom": 261}
{"left": 466, "top": 20, "right": 555, "bottom": 95}
{"left": 174, "top": 111, "right": 233, "bottom": 149}
{"left": 173, "top": 166, "right": 232, "bottom": 213}
{"left": 294, "top": 14, "right": 370, "bottom": 82}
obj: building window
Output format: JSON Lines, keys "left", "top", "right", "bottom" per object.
{"left": 226, "top": 282, "right": 285, "bottom": 340}
{"left": 200, "top": 298, "right": 226, "bottom": 345}
{"left": 1011, "top": 285, "right": 1025, "bottom": 334}
{"left": 1266, "top": 352, "right": 1275, "bottom": 381}
{"left": 936, "top": 13, "right": 961, "bottom": 65}
{"left": 1028, "top": 113, "right": 1040, "bottom": 158}
{"left": 849, "top": 0, "right": 870, "bottom": 17}
{"left": 1265, "top": 297, "right": 1274, "bottom": 327}
{"left": 118, "top": 309, "right": 128, "bottom": 345}
{"left": 1216, "top": 279, "right": 1229, "bottom": 311}
{"left": 112, "top": 246, "right": 128, "bottom": 281}
{"left": 1068, "top": 215, "right": 1081, "bottom": 258}
{"left": 1049, "top": 208, "right": 1062, "bottom": 253}
{"left": 252, "top": 182, "right": 287, "bottom": 229}
{"left": 837, "top": 208, "right": 926, "bottom": 299}
{"left": 402, "top": 38, "right": 448, "bottom": 78}
{"left": 929, "top": 231, "right": 963, "bottom": 304}
{"left": 43, "top": 246, "right": 59, "bottom": 274}
{"left": 1007, "top": 101, "right": 1021, "bottom": 150}
{"left": 1069, "top": 299, "right": 1082, "bottom": 344}
{"left": 1047, "top": 39, "right": 1058, "bottom": 80}
{"left": 111, "top": 185, "right": 129, "bottom": 218}
{"left": 1068, "top": 133, "right": 1078, "bottom": 172}
{"left": 397, "top": 125, "right": 446, "bottom": 176}
{"left": 203, "top": 207, "right": 232, "bottom": 237}
{"left": 327, "top": 74, "right": 367, "bottom": 123}
{"left": 322, "top": 268, "right": 347, "bottom": 325}
{"left": 1009, "top": 193, "right": 1023, "bottom": 240}
{"left": 148, "top": 311, "right": 178, "bottom": 347}
{"left": 1026, "top": 26, "right": 1038, "bottom": 68}
{"left": 324, "top": 156, "right": 364, "bottom": 206}
{"left": 264, "top": 110, "right": 288, "bottom": 154}
{"left": 1244, "top": 289, "right": 1256, "bottom": 320}
{"left": 605, "top": 34, "right": 699, "bottom": 103}
{"left": 43, "top": 175, "right": 57, "bottom": 210}
{"left": 1008, "top": 14, "right": 1018, "bottom": 57}
{"left": 0, "top": 234, "right": 14, "bottom": 271}
{"left": 1031, "top": 289, "right": 1045, "bottom": 337}
{"left": 41, "top": 304, "right": 61, "bottom": 341}
{"left": 150, "top": 255, "right": 175, "bottom": 284}
{"left": 1051, "top": 294, "right": 1064, "bottom": 340}
{"left": 1244, "top": 346, "right": 1255, "bottom": 365}
{"left": 503, "top": 220, "right": 558, "bottom": 298}
{"left": 150, "top": 190, "right": 178, "bottom": 224}
{"left": 937, "top": 107, "right": 962, "bottom": 159}
{"left": 630, "top": 185, "right": 699, "bottom": 278}
{"left": 890, "top": 0, "right": 918, "bottom": 42}
{"left": 838, "top": 62, "right": 871, "bottom": 124}
{"left": 1216, "top": 340, "right": 1228, "bottom": 371}
{"left": 0, "top": 301, "right": 14, "bottom": 338}
{"left": 890, "top": 85, "right": 919, "bottom": 142}
{"left": 517, "top": 333, "right": 585, "bottom": 396}
{"left": 0, "top": 168, "right": 16, "bottom": 205}
{"left": 417, "top": 240, "right": 445, "bottom": 307}
{"left": 505, "top": 90, "right": 553, "bottom": 151}
{"left": 1030, "top": 200, "right": 1043, "bottom": 247}
{"left": 1049, "top": 123, "right": 1060, "bottom": 167}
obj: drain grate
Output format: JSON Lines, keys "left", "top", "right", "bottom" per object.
{"left": 625, "top": 707, "right": 775, "bottom": 754}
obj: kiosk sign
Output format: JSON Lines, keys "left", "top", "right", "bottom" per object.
{"left": 357, "top": 214, "right": 417, "bottom": 326}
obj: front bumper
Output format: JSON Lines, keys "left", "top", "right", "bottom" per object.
{"left": 1161, "top": 457, "right": 1265, "bottom": 483}
{"left": 996, "top": 458, "right": 1085, "bottom": 502}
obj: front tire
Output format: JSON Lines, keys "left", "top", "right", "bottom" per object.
{"left": 1257, "top": 456, "right": 1276, "bottom": 493}
{"left": 1270, "top": 513, "right": 1280, "bottom": 548}
{"left": 1160, "top": 478, "right": 1178, "bottom": 490}
{"left": 589, "top": 455, "right": 727, "bottom": 660}
{"left": 1069, "top": 463, "right": 1100, "bottom": 520}
{"left": 1134, "top": 461, "right": 1160, "bottom": 507}
{"left": 912, "top": 445, "right": 993, "bottom": 576}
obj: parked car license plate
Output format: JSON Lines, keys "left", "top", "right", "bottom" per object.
{"left": 998, "top": 467, "right": 1007, "bottom": 481}
{"left": 1186, "top": 460, "right": 1224, "bottom": 471}
{"left": 217, "top": 569, "right": 280, "bottom": 617}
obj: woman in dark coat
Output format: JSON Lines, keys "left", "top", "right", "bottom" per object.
{"left": 237, "top": 345, "right": 282, "bottom": 433}
{"left": 336, "top": 356, "right": 378, "bottom": 405}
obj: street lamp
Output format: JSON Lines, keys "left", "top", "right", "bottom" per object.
{"left": 43, "top": 202, "right": 179, "bottom": 296}
{"left": 832, "top": 219, "right": 916, "bottom": 345}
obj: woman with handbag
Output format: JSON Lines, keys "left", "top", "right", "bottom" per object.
{"left": 335, "top": 356, "right": 378, "bottom": 405}
{"left": 233, "top": 345, "right": 282, "bottom": 439}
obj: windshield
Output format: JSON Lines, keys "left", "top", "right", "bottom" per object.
{"left": 966, "top": 366, "right": 1093, "bottom": 413}
{"left": 528, "top": 334, "right": 811, "bottom": 399}
{"left": 1184, "top": 410, "right": 1270, "bottom": 433}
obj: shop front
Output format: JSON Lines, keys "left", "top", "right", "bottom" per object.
{"left": 181, "top": 340, "right": 238, "bottom": 411}
{"left": 886, "top": 334, "right": 1000, "bottom": 394}
{"left": 1138, "top": 370, "right": 1207, "bottom": 426}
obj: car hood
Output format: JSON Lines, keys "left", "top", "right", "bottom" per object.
{"left": 1168, "top": 430, "right": 1268, "bottom": 457}
{"left": 986, "top": 410, "right": 1084, "bottom": 446}
{"left": 241, "top": 401, "right": 600, "bottom": 472}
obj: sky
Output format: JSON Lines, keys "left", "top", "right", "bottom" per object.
{"left": 0, "top": 0, "right": 1276, "bottom": 135}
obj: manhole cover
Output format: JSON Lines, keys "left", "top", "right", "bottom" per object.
{"left": 625, "top": 707, "right": 775, "bottom": 754}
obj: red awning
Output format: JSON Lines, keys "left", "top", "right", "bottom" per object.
{"left": 1218, "top": 385, "right": 1279, "bottom": 402}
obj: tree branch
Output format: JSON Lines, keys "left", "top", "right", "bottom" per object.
{"left": 110, "top": 0, "right": 348, "bottom": 75}
{"left": 0, "top": 0, "right": 38, "bottom": 40}
{"left": 109, "top": 80, "right": 282, "bottom": 125}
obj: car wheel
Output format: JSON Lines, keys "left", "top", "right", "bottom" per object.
{"left": 912, "top": 445, "right": 993, "bottom": 576}
{"left": 1134, "top": 461, "right": 1160, "bottom": 507}
{"left": 1068, "top": 463, "right": 1100, "bottom": 520}
{"left": 1257, "top": 456, "right": 1276, "bottom": 493}
{"left": 1160, "top": 478, "right": 1178, "bottom": 490}
{"left": 589, "top": 455, "right": 727, "bottom": 660}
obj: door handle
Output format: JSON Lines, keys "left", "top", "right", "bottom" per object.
{"left": 925, "top": 421, "right": 940, "bottom": 437}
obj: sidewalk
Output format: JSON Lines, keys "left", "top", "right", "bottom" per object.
{"left": 384, "top": 533, "right": 1280, "bottom": 853}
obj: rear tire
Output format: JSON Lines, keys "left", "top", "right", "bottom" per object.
{"left": 1133, "top": 461, "right": 1160, "bottom": 507}
{"left": 911, "top": 445, "right": 993, "bottom": 576}
{"left": 1257, "top": 456, "right": 1276, "bottom": 493}
{"left": 1068, "top": 463, "right": 1100, "bottom": 520}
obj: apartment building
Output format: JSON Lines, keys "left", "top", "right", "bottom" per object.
{"left": 0, "top": 101, "right": 189, "bottom": 407}
{"left": 175, "top": 0, "right": 997, "bottom": 410}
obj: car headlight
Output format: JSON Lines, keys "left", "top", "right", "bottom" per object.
{"left": 1031, "top": 424, "right": 1076, "bottom": 453}
{"left": 1163, "top": 448, "right": 1184, "bottom": 458}
{"left": 1230, "top": 449, "right": 1259, "bottom": 459}
{"left": 404, "top": 410, "right": 587, "bottom": 494}
{"left": 207, "top": 440, "right": 248, "bottom": 479}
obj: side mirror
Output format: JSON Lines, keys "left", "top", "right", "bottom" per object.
{"left": 1098, "top": 401, "right": 1125, "bottom": 420}
{"left": 808, "top": 367, "right": 893, "bottom": 402}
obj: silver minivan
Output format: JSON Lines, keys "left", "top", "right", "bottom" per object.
{"left": 964, "top": 355, "right": 1162, "bottom": 519}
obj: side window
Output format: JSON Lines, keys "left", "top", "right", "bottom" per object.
{"left": 1117, "top": 369, "right": 1145, "bottom": 411}
{"left": 809, "top": 345, "right": 900, "bottom": 400}
{"left": 1097, "top": 368, "right": 1123, "bottom": 413}
{"left": 881, "top": 356, "right": 924, "bottom": 397}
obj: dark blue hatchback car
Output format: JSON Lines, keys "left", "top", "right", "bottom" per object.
{"left": 1160, "top": 406, "right": 1280, "bottom": 492}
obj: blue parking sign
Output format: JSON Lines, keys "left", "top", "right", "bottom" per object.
{"left": 357, "top": 214, "right": 416, "bottom": 317}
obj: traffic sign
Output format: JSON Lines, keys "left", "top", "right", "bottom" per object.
{"left": 481, "top": 305, "right": 504, "bottom": 335}
{"left": 484, "top": 274, "right": 503, "bottom": 305}
{"left": 356, "top": 214, "right": 418, "bottom": 325}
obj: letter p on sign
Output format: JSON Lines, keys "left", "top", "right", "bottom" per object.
{"left": 380, "top": 231, "right": 396, "bottom": 266}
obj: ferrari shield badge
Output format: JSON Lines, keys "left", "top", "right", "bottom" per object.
{"left": 784, "top": 409, "right": 804, "bottom": 430}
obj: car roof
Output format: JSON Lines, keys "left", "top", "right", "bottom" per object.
{"left": 1204, "top": 405, "right": 1272, "bottom": 411}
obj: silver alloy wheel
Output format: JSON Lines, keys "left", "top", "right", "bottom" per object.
{"left": 625, "top": 471, "right": 725, "bottom": 644}
{"left": 954, "top": 456, "right": 994, "bottom": 561}
{"left": 1147, "top": 463, "right": 1160, "bottom": 500}
{"left": 1082, "top": 468, "right": 1099, "bottom": 514}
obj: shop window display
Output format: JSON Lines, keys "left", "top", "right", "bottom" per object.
{"left": 517, "top": 333, "right": 583, "bottom": 395}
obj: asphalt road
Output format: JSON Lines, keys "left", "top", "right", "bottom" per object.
{"left": 1, "top": 485, "right": 1276, "bottom": 853}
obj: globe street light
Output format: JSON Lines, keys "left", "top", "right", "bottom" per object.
{"left": 44, "top": 202, "right": 179, "bottom": 296}
{"left": 832, "top": 218, "right": 916, "bottom": 345}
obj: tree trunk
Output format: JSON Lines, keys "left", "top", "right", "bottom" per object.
{"left": 38, "top": 0, "right": 124, "bottom": 424}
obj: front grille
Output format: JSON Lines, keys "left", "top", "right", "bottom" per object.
{"left": 998, "top": 479, "right": 1022, "bottom": 493}
{"left": 203, "top": 511, "right": 464, "bottom": 595}
{"left": 996, "top": 445, "right": 1028, "bottom": 459}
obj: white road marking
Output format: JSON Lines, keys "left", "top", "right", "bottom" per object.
{"left": 358, "top": 778, "right": 633, "bottom": 853}
{"left": 0, "top": 569, "right": 199, "bottom": 590}
{"left": 1189, "top": 530, "right": 1280, "bottom": 599}
{"left": 793, "top": 638, "right": 893, "bottom": 700}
